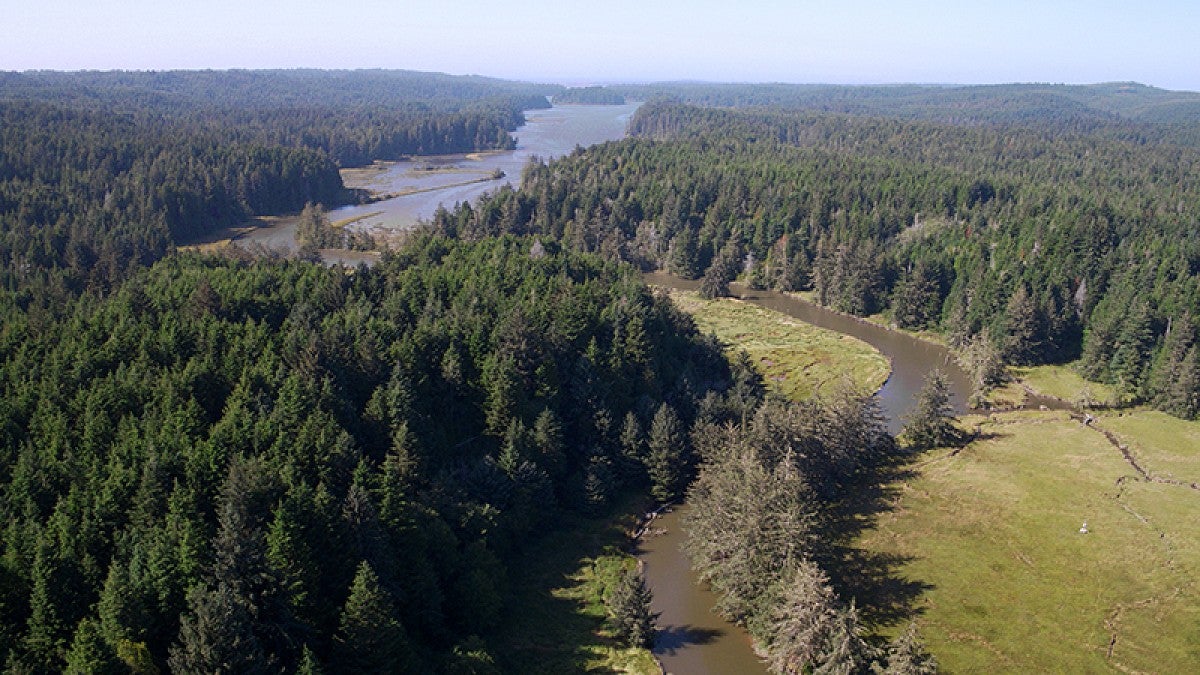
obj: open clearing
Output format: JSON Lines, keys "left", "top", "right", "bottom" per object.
{"left": 855, "top": 408, "right": 1200, "bottom": 672}
{"left": 667, "top": 289, "right": 890, "bottom": 399}
{"left": 1012, "top": 363, "right": 1122, "bottom": 407}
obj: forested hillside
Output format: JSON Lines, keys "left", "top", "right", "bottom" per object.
{"left": 0, "top": 70, "right": 559, "bottom": 292}
{"left": 553, "top": 86, "right": 627, "bottom": 105}
{"left": 0, "top": 235, "right": 731, "bottom": 672}
{"left": 432, "top": 100, "right": 1200, "bottom": 417}
{"left": 610, "top": 81, "right": 1200, "bottom": 128}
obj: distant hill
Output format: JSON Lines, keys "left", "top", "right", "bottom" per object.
{"left": 607, "top": 81, "right": 1200, "bottom": 127}
{"left": 0, "top": 68, "right": 564, "bottom": 112}
{"left": 553, "top": 86, "right": 627, "bottom": 105}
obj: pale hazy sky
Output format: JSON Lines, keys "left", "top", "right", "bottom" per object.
{"left": 3, "top": 0, "right": 1199, "bottom": 90}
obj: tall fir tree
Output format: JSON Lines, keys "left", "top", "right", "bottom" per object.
{"left": 645, "top": 403, "right": 686, "bottom": 503}
{"left": 878, "top": 622, "right": 938, "bottom": 675}
{"left": 902, "top": 369, "right": 958, "bottom": 450}
{"left": 332, "top": 561, "right": 414, "bottom": 674}
{"left": 606, "top": 567, "right": 658, "bottom": 649}
{"left": 168, "top": 582, "right": 272, "bottom": 675}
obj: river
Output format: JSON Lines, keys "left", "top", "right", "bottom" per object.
{"left": 639, "top": 274, "right": 1063, "bottom": 674}
{"left": 237, "top": 102, "right": 640, "bottom": 252}
{"left": 237, "top": 104, "right": 1030, "bottom": 672}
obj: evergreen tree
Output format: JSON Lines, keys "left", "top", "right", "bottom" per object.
{"left": 332, "top": 561, "right": 413, "bottom": 674}
{"left": 532, "top": 408, "right": 567, "bottom": 481}
{"left": 169, "top": 582, "right": 271, "bottom": 675}
{"left": 891, "top": 263, "right": 942, "bottom": 330}
{"left": 1002, "top": 285, "right": 1044, "bottom": 366}
{"left": 777, "top": 249, "right": 812, "bottom": 292}
{"left": 876, "top": 623, "right": 938, "bottom": 675}
{"left": 1163, "top": 348, "right": 1200, "bottom": 419}
{"left": 728, "top": 350, "right": 765, "bottom": 427}
{"left": 683, "top": 443, "right": 817, "bottom": 623}
{"left": 606, "top": 567, "right": 658, "bottom": 649}
{"left": 814, "top": 601, "right": 878, "bottom": 675}
{"left": 902, "top": 369, "right": 958, "bottom": 450}
{"left": 295, "top": 645, "right": 324, "bottom": 675}
{"left": 1109, "top": 301, "right": 1156, "bottom": 401}
{"left": 699, "top": 262, "right": 731, "bottom": 299}
{"left": 760, "top": 560, "right": 839, "bottom": 675}
{"left": 23, "top": 538, "right": 66, "bottom": 672}
{"left": 957, "top": 332, "right": 1005, "bottom": 408}
{"left": 1150, "top": 314, "right": 1196, "bottom": 412}
{"left": 618, "top": 411, "right": 646, "bottom": 477}
{"left": 667, "top": 229, "right": 701, "bottom": 279}
{"left": 64, "top": 618, "right": 122, "bottom": 675}
{"left": 645, "top": 403, "right": 686, "bottom": 503}
{"left": 583, "top": 455, "right": 617, "bottom": 514}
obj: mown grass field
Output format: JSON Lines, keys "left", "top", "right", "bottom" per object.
{"left": 668, "top": 290, "right": 890, "bottom": 400}
{"left": 494, "top": 497, "right": 660, "bottom": 674}
{"left": 855, "top": 409, "right": 1200, "bottom": 672}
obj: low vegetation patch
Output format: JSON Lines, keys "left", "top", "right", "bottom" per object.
{"left": 855, "top": 409, "right": 1200, "bottom": 672}
{"left": 1011, "top": 363, "right": 1122, "bottom": 407}
{"left": 667, "top": 289, "right": 890, "bottom": 400}
{"left": 1098, "top": 409, "right": 1200, "bottom": 485}
{"left": 495, "top": 500, "right": 659, "bottom": 674}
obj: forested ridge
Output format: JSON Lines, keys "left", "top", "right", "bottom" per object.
{"left": 553, "top": 87, "right": 627, "bottom": 106}
{"left": 4, "top": 71, "right": 1200, "bottom": 673}
{"left": 0, "top": 235, "right": 734, "bottom": 672}
{"left": 432, "top": 99, "right": 1200, "bottom": 417}
{"left": 609, "top": 81, "right": 1200, "bottom": 129}
{"left": 0, "top": 70, "right": 558, "bottom": 292}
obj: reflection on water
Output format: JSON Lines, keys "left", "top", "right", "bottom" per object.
{"left": 328, "top": 103, "right": 641, "bottom": 234}
{"left": 239, "top": 103, "right": 639, "bottom": 252}
{"left": 639, "top": 505, "right": 767, "bottom": 675}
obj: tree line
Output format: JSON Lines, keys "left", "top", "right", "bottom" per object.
{"left": 0, "top": 235, "right": 734, "bottom": 672}
{"left": 606, "top": 80, "right": 1200, "bottom": 129}
{"left": 680, "top": 371, "right": 937, "bottom": 673}
{"left": 553, "top": 87, "right": 627, "bottom": 106}
{"left": 0, "top": 70, "right": 557, "bottom": 295}
{"left": 431, "top": 100, "right": 1200, "bottom": 417}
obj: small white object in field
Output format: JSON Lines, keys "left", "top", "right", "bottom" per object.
{"left": 1080, "top": 521, "right": 1089, "bottom": 534}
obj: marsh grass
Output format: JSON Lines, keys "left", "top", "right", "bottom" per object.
{"left": 669, "top": 289, "right": 890, "bottom": 400}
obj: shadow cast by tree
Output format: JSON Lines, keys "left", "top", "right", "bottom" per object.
{"left": 816, "top": 455, "right": 935, "bottom": 628}
{"left": 652, "top": 624, "right": 725, "bottom": 655}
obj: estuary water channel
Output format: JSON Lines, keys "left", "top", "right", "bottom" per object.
{"left": 639, "top": 274, "right": 1063, "bottom": 674}
{"left": 240, "top": 103, "right": 1046, "bottom": 672}
{"left": 237, "top": 102, "right": 640, "bottom": 253}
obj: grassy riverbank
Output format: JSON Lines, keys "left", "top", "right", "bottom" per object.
{"left": 667, "top": 290, "right": 890, "bottom": 400}
{"left": 1010, "top": 363, "right": 1123, "bottom": 407}
{"left": 495, "top": 497, "right": 660, "bottom": 674}
{"left": 855, "top": 407, "right": 1200, "bottom": 672}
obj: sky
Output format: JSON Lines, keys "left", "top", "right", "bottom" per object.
{"left": 3, "top": 0, "right": 1199, "bottom": 90}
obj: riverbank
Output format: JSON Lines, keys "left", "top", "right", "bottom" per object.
{"left": 655, "top": 272, "right": 1200, "bottom": 671}
{"left": 664, "top": 289, "right": 890, "bottom": 400}
{"left": 175, "top": 215, "right": 296, "bottom": 253}
{"left": 495, "top": 495, "right": 660, "bottom": 674}
{"left": 778, "top": 286, "right": 1122, "bottom": 412}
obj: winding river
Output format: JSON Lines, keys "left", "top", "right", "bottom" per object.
{"left": 237, "top": 103, "right": 640, "bottom": 252}
{"left": 639, "top": 274, "right": 1061, "bottom": 674}
{"left": 238, "top": 104, "right": 1041, "bottom": 672}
